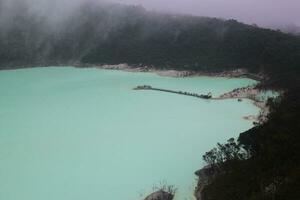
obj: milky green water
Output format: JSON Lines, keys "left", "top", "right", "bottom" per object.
{"left": 0, "top": 67, "right": 259, "bottom": 200}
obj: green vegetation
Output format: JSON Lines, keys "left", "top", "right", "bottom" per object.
{"left": 0, "top": 2, "right": 299, "bottom": 199}
{"left": 1, "top": 2, "right": 299, "bottom": 86}
{"left": 202, "top": 138, "right": 249, "bottom": 169}
{"left": 201, "top": 92, "right": 300, "bottom": 200}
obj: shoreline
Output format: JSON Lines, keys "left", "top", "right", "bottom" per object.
{"left": 0, "top": 63, "right": 272, "bottom": 123}
{"left": 70, "top": 64, "right": 278, "bottom": 200}
{"left": 78, "top": 64, "right": 274, "bottom": 123}
{"left": 212, "top": 86, "right": 272, "bottom": 124}
{"left": 0, "top": 63, "right": 278, "bottom": 200}
{"left": 74, "top": 63, "right": 265, "bottom": 81}
{"left": 78, "top": 64, "right": 275, "bottom": 123}
{"left": 134, "top": 84, "right": 271, "bottom": 124}
{"left": 0, "top": 62, "right": 265, "bottom": 81}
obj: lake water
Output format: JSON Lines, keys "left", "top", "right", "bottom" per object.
{"left": 0, "top": 67, "right": 259, "bottom": 200}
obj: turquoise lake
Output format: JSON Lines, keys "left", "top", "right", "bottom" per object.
{"left": 0, "top": 67, "right": 260, "bottom": 200}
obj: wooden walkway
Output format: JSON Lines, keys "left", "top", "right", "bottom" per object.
{"left": 134, "top": 85, "right": 212, "bottom": 99}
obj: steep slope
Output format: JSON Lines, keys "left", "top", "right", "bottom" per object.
{"left": 1, "top": 1, "right": 299, "bottom": 84}
{"left": 0, "top": 1, "right": 300, "bottom": 199}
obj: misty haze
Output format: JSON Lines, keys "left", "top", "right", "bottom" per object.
{"left": 0, "top": 1, "right": 299, "bottom": 200}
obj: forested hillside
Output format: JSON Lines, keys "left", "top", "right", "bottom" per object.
{"left": 0, "top": 1, "right": 300, "bottom": 199}
{"left": 1, "top": 1, "right": 299, "bottom": 86}
{"left": 199, "top": 86, "right": 300, "bottom": 200}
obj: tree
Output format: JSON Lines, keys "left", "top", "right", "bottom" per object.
{"left": 202, "top": 138, "right": 249, "bottom": 169}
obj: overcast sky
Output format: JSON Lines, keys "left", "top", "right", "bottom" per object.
{"left": 114, "top": 0, "right": 300, "bottom": 26}
{"left": 2, "top": 0, "right": 300, "bottom": 27}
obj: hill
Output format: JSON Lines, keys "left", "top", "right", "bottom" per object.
{"left": 0, "top": 1, "right": 299, "bottom": 88}
{"left": 0, "top": 1, "right": 299, "bottom": 199}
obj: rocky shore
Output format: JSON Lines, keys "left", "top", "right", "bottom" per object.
{"left": 6, "top": 62, "right": 264, "bottom": 81}
{"left": 194, "top": 166, "right": 220, "bottom": 200}
{"left": 75, "top": 63, "right": 265, "bottom": 81}
{"left": 83, "top": 64, "right": 274, "bottom": 123}
{"left": 133, "top": 83, "right": 272, "bottom": 124}
{"left": 144, "top": 190, "right": 174, "bottom": 200}
{"left": 214, "top": 86, "right": 272, "bottom": 123}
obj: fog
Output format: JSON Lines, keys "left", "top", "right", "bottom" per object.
{"left": 0, "top": 0, "right": 299, "bottom": 71}
{"left": 116, "top": 0, "right": 300, "bottom": 27}
{"left": 1, "top": 0, "right": 299, "bottom": 27}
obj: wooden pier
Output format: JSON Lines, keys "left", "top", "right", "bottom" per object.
{"left": 134, "top": 85, "right": 212, "bottom": 99}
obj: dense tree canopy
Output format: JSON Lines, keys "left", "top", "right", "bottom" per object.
{"left": 1, "top": 2, "right": 299, "bottom": 87}
{"left": 0, "top": 2, "right": 300, "bottom": 199}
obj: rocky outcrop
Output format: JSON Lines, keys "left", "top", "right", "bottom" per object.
{"left": 218, "top": 86, "right": 259, "bottom": 100}
{"left": 194, "top": 165, "right": 219, "bottom": 200}
{"left": 216, "top": 86, "right": 273, "bottom": 124}
{"left": 144, "top": 190, "right": 174, "bottom": 200}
